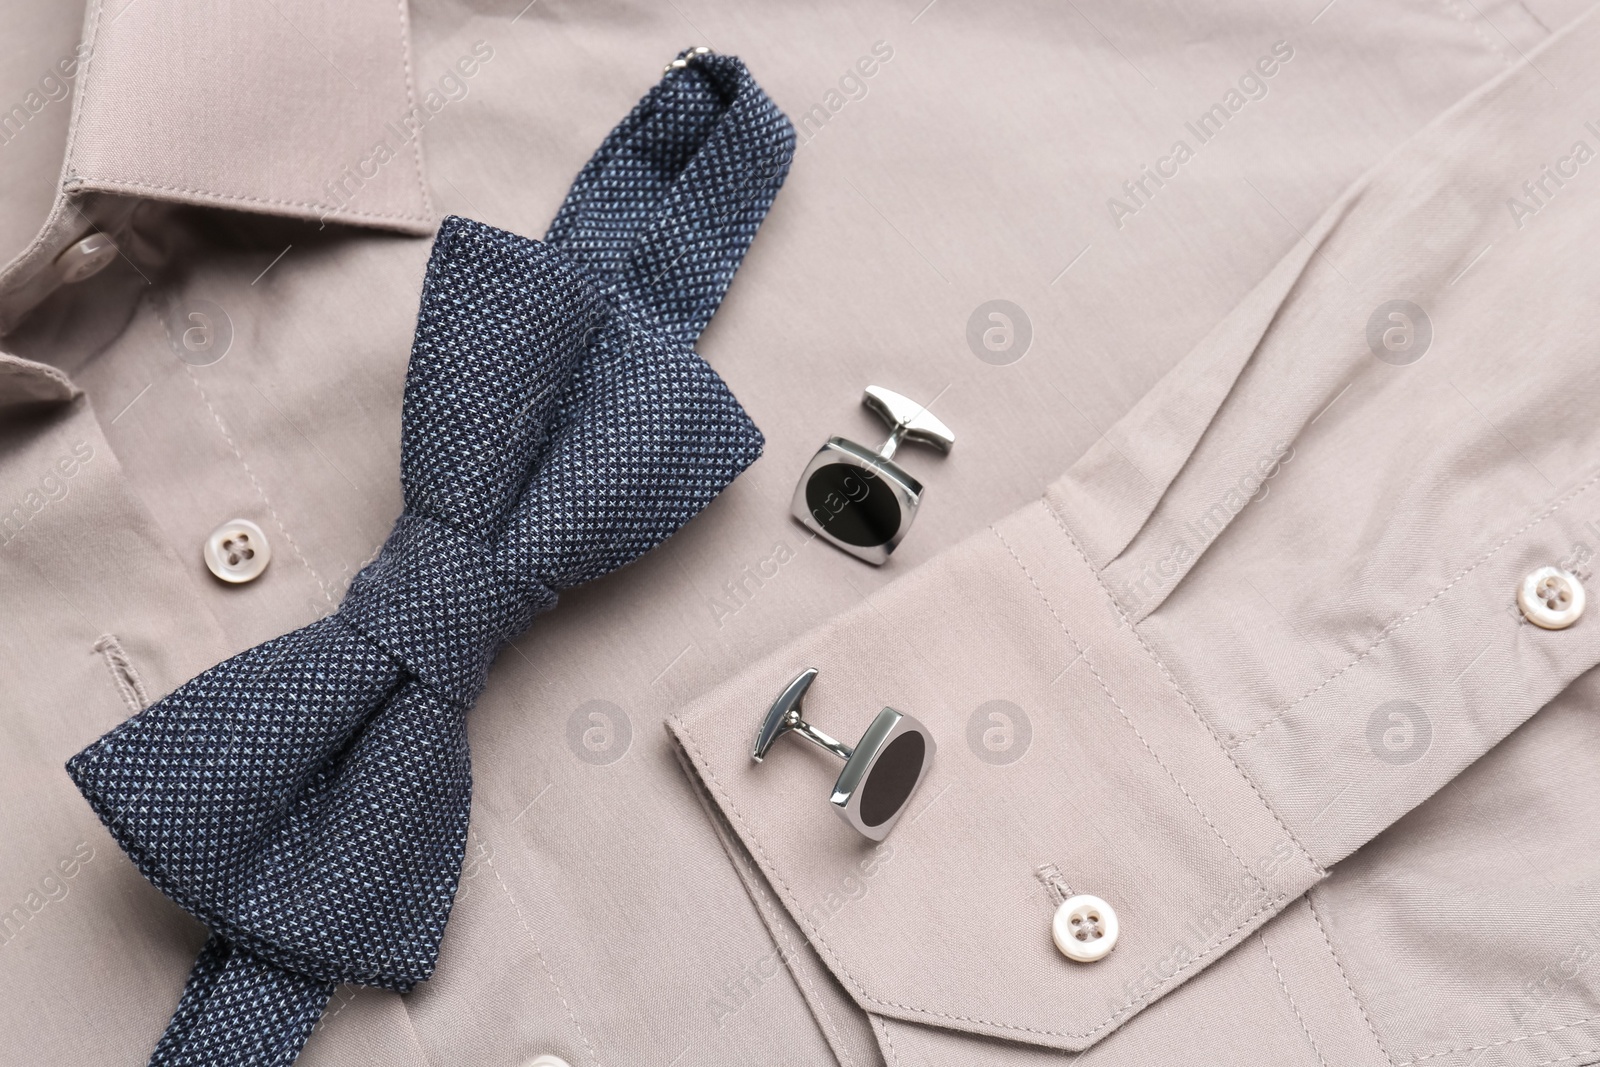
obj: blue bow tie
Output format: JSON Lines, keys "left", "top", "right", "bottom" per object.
{"left": 66, "top": 49, "right": 793, "bottom": 1067}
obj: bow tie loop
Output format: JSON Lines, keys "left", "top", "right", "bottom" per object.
{"left": 545, "top": 48, "right": 796, "bottom": 346}
{"left": 400, "top": 224, "right": 607, "bottom": 540}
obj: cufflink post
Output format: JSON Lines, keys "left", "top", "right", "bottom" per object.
{"left": 751, "top": 668, "right": 936, "bottom": 840}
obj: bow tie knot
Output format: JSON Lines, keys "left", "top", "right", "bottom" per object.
{"left": 340, "top": 513, "right": 554, "bottom": 705}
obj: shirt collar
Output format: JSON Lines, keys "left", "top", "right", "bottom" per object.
{"left": 0, "top": 0, "right": 435, "bottom": 336}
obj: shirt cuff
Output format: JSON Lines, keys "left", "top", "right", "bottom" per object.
{"left": 669, "top": 497, "right": 1324, "bottom": 1052}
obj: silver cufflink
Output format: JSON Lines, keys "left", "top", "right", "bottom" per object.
{"left": 790, "top": 386, "right": 954, "bottom": 565}
{"left": 752, "top": 668, "right": 936, "bottom": 841}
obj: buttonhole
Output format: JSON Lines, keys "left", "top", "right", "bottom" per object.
{"left": 93, "top": 634, "right": 149, "bottom": 713}
{"left": 1035, "top": 862, "right": 1073, "bottom": 906}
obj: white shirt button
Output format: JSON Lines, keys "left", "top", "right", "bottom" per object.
{"left": 1517, "top": 566, "right": 1585, "bottom": 629}
{"left": 1052, "top": 893, "right": 1118, "bottom": 963}
{"left": 204, "top": 518, "right": 271, "bottom": 584}
{"left": 522, "top": 1057, "right": 573, "bottom": 1067}
{"left": 55, "top": 233, "right": 120, "bottom": 284}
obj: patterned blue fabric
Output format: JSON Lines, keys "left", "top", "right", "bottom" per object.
{"left": 66, "top": 49, "right": 793, "bottom": 1067}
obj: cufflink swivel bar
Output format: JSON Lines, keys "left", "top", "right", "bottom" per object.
{"left": 754, "top": 669, "right": 857, "bottom": 762}
{"left": 791, "top": 387, "right": 954, "bottom": 565}
{"left": 752, "top": 668, "right": 936, "bottom": 840}
{"left": 753, "top": 669, "right": 852, "bottom": 761}
{"left": 862, "top": 386, "right": 955, "bottom": 463}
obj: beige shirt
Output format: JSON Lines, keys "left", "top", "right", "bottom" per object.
{"left": 4, "top": 1, "right": 1600, "bottom": 1064}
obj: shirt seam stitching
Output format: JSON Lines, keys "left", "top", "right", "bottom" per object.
{"left": 736, "top": 828, "right": 857, "bottom": 1067}
{"left": 181, "top": 363, "right": 337, "bottom": 605}
{"left": 1305, "top": 889, "right": 1397, "bottom": 1067}
{"left": 1037, "top": 497, "right": 1324, "bottom": 874}
{"left": 62, "top": 175, "right": 433, "bottom": 225}
{"left": 1396, "top": 1012, "right": 1600, "bottom": 1064}
{"left": 873, "top": 1017, "right": 904, "bottom": 1067}
{"left": 482, "top": 849, "right": 600, "bottom": 1067}
{"left": 1231, "top": 467, "right": 1600, "bottom": 750}
{"left": 669, "top": 727, "right": 852, "bottom": 1066}
{"left": 390, "top": 0, "right": 434, "bottom": 217}
{"left": 1260, "top": 932, "right": 1334, "bottom": 1067}
{"left": 0, "top": 0, "right": 105, "bottom": 311}
{"left": 59, "top": 0, "right": 103, "bottom": 185}
{"left": 58, "top": 2, "right": 427, "bottom": 229}
{"left": 991, "top": 521, "right": 1271, "bottom": 900}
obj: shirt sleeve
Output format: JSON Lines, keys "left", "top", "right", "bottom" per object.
{"left": 668, "top": 7, "right": 1600, "bottom": 1054}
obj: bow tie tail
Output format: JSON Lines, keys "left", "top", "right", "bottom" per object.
{"left": 148, "top": 935, "right": 335, "bottom": 1067}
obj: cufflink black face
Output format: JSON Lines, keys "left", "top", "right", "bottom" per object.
{"left": 791, "top": 386, "right": 954, "bottom": 565}
{"left": 751, "top": 668, "right": 936, "bottom": 841}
